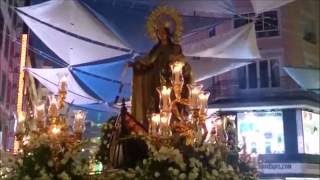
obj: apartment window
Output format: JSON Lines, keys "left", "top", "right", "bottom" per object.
{"left": 259, "top": 60, "right": 269, "bottom": 88}
{"left": 233, "top": 13, "right": 254, "bottom": 28}
{"left": 234, "top": 11, "right": 279, "bottom": 38}
{"left": 238, "top": 59, "right": 280, "bottom": 89}
{"left": 208, "top": 27, "right": 216, "bottom": 37}
{"left": 248, "top": 63, "right": 258, "bottom": 88}
{"left": 256, "top": 11, "right": 279, "bottom": 38}
{"left": 238, "top": 66, "right": 247, "bottom": 89}
{"left": 0, "top": 73, "right": 7, "bottom": 102}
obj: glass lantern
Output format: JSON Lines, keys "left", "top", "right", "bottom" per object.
{"left": 170, "top": 61, "right": 185, "bottom": 100}
{"left": 149, "top": 113, "right": 160, "bottom": 136}
{"left": 48, "top": 95, "right": 59, "bottom": 117}
{"left": 187, "top": 84, "right": 203, "bottom": 110}
{"left": 34, "top": 103, "right": 46, "bottom": 130}
{"left": 156, "top": 86, "right": 172, "bottom": 112}
{"left": 159, "top": 111, "right": 172, "bottom": 137}
{"left": 58, "top": 73, "right": 68, "bottom": 92}
{"left": 73, "top": 110, "right": 86, "bottom": 134}
{"left": 199, "top": 91, "right": 210, "bottom": 115}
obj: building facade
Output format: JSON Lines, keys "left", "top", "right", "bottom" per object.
{"left": 205, "top": 0, "right": 320, "bottom": 179}
{"left": 0, "top": 0, "right": 28, "bottom": 151}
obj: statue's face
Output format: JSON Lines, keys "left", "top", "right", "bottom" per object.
{"left": 157, "top": 28, "right": 168, "bottom": 42}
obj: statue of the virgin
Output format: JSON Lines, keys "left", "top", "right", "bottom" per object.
{"left": 129, "top": 7, "right": 192, "bottom": 127}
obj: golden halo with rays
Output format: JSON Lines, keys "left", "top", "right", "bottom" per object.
{"left": 146, "top": 6, "right": 183, "bottom": 43}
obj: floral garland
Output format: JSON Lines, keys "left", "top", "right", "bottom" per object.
{"left": 95, "top": 120, "right": 258, "bottom": 180}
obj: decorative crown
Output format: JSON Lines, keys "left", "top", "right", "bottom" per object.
{"left": 146, "top": 6, "right": 183, "bottom": 43}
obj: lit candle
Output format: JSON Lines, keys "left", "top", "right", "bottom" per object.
{"left": 59, "top": 75, "right": 68, "bottom": 92}
{"left": 51, "top": 125, "right": 61, "bottom": 135}
{"left": 160, "top": 112, "right": 171, "bottom": 126}
{"left": 35, "top": 104, "right": 45, "bottom": 129}
{"left": 199, "top": 91, "right": 210, "bottom": 114}
{"left": 151, "top": 113, "right": 160, "bottom": 125}
{"left": 74, "top": 111, "right": 86, "bottom": 133}
{"left": 48, "top": 95, "right": 58, "bottom": 117}
{"left": 157, "top": 86, "right": 172, "bottom": 112}
{"left": 19, "top": 111, "right": 26, "bottom": 122}
{"left": 159, "top": 111, "right": 172, "bottom": 136}
{"left": 150, "top": 113, "right": 160, "bottom": 135}
{"left": 170, "top": 61, "right": 185, "bottom": 84}
{"left": 187, "top": 84, "right": 203, "bottom": 109}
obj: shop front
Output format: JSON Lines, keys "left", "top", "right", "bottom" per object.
{"left": 212, "top": 108, "right": 320, "bottom": 179}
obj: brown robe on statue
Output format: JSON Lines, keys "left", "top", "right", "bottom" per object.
{"left": 131, "top": 43, "right": 193, "bottom": 128}
{"left": 131, "top": 43, "right": 174, "bottom": 126}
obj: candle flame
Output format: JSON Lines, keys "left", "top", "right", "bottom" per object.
{"left": 60, "top": 75, "right": 67, "bottom": 83}
{"left": 49, "top": 95, "right": 58, "bottom": 105}
{"left": 161, "top": 86, "right": 171, "bottom": 96}
{"left": 199, "top": 91, "right": 210, "bottom": 100}
{"left": 51, "top": 126, "right": 61, "bottom": 134}
{"left": 171, "top": 61, "right": 185, "bottom": 73}
{"left": 151, "top": 113, "right": 160, "bottom": 124}
{"left": 75, "top": 111, "right": 85, "bottom": 120}
{"left": 19, "top": 112, "right": 26, "bottom": 122}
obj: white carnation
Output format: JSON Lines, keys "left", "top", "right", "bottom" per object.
{"left": 154, "top": 171, "right": 160, "bottom": 178}
{"left": 178, "top": 173, "right": 186, "bottom": 179}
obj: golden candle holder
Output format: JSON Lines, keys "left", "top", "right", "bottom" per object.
{"left": 148, "top": 59, "right": 214, "bottom": 145}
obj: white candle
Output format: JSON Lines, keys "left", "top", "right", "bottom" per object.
{"left": 187, "top": 84, "right": 203, "bottom": 109}
{"left": 35, "top": 104, "right": 45, "bottom": 120}
{"left": 159, "top": 112, "right": 172, "bottom": 136}
{"left": 51, "top": 125, "right": 61, "bottom": 135}
{"left": 74, "top": 111, "right": 86, "bottom": 133}
{"left": 199, "top": 91, "right": 210, "bottom": 114}
{"left": 59, "top": 75, "right": 68, "bottom": 92}
{"left": 48, "top": 95, "right": 58, "bottom": 116}
{"left": 170, "top": 62, "right": 184, "bottom": 84}
{"left": 159, "top": 86, "right": 171, "bottom": 111}
{"left": 151, "top": 113, "right": 160, "bottom": 125}
{"left": 151, "top": 113, "right": 160, "bottom": 135}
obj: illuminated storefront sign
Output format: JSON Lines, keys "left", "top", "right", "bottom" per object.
{"left": 258, "top": 163, "right": 320, "bottom": 175}
{"left": 237, "top": 111, "right": 285, "bottom": 154}
{"left": 302, "top": 111, "right": 320, "bottom": 154}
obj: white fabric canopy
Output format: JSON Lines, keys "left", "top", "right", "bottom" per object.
{"left": 17, "top": 0, "right": 129, "bottom": 65}
{"left": 284, "top": 67, "right": 320, "bottom": 90}
{"left": 160, "top": 0, "right": 235, "bottom": 17}
{"left": 26, "top": 67, "right": 99, "bottom": 104}
{"left": 250, "top": 0, "right": 295, "bottom": 14}
{"left": 183, "top": 23, "right": 261, "bottom": 59}
{"left": 188, "top": 58, "right": 252, "bottom": 82}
